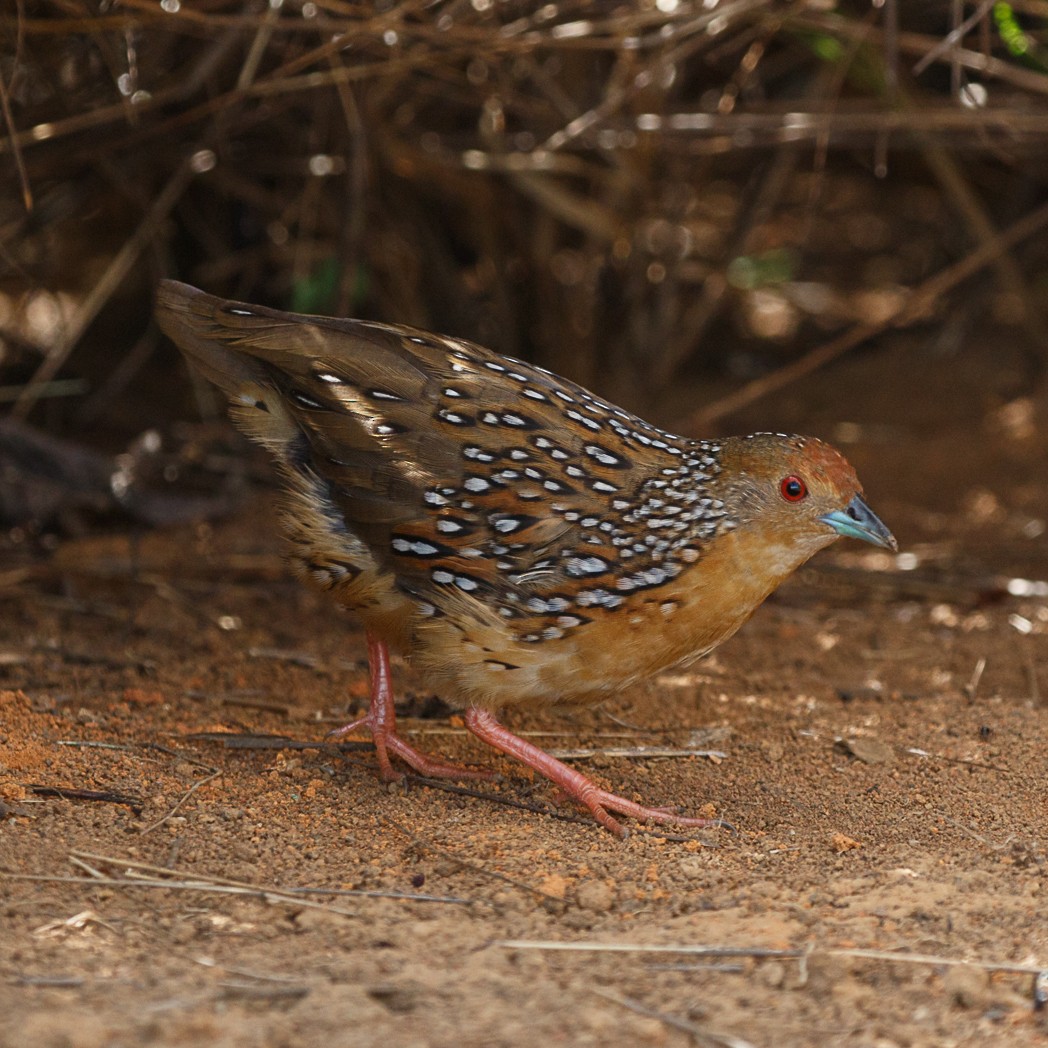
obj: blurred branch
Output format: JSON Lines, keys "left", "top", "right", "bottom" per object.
{"left": 681, "top": 196, "right": 1048, "bottom": 431}
{"left": 4, "top": 0, "right": 1048, "bottom": 416}
{"left": 792, "top": 10, "right": 1048, "bottom": 95}
{"left": 11, "top": 159, "right": 197, "bottom": 420}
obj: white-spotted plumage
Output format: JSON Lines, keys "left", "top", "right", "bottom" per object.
{"left": 157, "top": 280, "right": 897, "bottom": 836}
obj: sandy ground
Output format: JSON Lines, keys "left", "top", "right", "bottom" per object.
{"left": 2, "top": 337, "right": 1047, "bottom": 1047}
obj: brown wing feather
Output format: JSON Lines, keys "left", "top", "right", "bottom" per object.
{"left": 155, "top": 281, "right": 720, "bottom": 638}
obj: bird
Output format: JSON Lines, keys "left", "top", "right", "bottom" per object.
{"left": 156, "top": 280, "right": 897, "bottom": 837}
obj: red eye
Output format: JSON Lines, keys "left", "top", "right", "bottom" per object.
{"left": 780, "top": 475, "right": 807, "bottom": 502}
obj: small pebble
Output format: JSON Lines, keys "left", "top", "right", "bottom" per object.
{"left": 575, "top": 879, "right": 615, "bottom": 913}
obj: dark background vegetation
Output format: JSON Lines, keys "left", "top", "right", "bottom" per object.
{"left": 3, "top": 0, "right": 1048, "bottom": 465}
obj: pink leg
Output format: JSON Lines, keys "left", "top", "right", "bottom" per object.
{"left": 329, "top": 631, "right": 493, "bottom": 782}
{"left": 464, "top": 706, "right": 723, "bottom": 838}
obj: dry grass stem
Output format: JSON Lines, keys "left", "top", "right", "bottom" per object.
{"left": 498, "top": 939, "right": 1048, "bottom": 976}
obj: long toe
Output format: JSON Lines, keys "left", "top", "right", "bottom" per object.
{"left": 383, "top": 734, "right": 495, "bottom": 780}
{"left": 583, "top": 788, "right": 727, "bottom": 831}
{"left": 465, "top": 706, "right": 724, "bottom": 835}
{"left": 330, "top": 716, "right": 493, "bottom": 781}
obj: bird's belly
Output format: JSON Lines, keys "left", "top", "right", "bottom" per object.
{"left": 408, "top": 579, "right": 765, "bottom": 712}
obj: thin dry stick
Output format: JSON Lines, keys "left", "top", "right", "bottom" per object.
{"left": 4, "top": 871, "right": 467, "bottom": 906}
{"left": 683, "top": 196, "right": 1048, "bottom": 429}
{"left": 138, "top": 769, "right": 222, "bottom": 835}
{"left": 540, "top": 0, "right": 769, "bottom": 152}
{"left": 498, "top": 940, "right": 803, "bottom": 957}
{"left": 829, "top": 947, "right": 1044, "bottom": 975}
{"left": 326, "top": 54, "right": 369, "bottom": 319}
{"left": 68, "top": 850, "right": 274, "bottom": 887}
{"left": 237, "top": 0, "right": 282, "bottom": 90}
{"left": 496, "top": 939, "right": 1047, "bottom": 975}
{"left": 4, "top": 870, "right": 360, "bottom": 917}
{"left": 630, "top": 108, "right": 1048, "bottom": 140}
{"left": 921, "top": 139, "right": 1048, "bottom": 356}
{"left": 61, "top": 849, "right": 460, "bottom": 909}
{"left": 1024, "top": 645, "right": 1042, "bottom": 707}
{"left": 549, "top": 747, "right": 727, "bottom": 761}
{"left": 193, "top": 956, "right": 309, "bottom": 984}
{"left": 594, "top": 987, "right": 757, "bottom": 1048}
{"left": 893, "top": 744, "right": 1005, "bottom": 773}
{"left": 654, "top": 55, "right": 842, "bottom": 388}
{"left": 0, "top": 68, "right": 31, "bottom": 211}
{"left": 962, "top": 656, "right": 986, "bottom": 703}
{"left": 380, "top": 815, "right": 566, "bottom": 904}
{"left": 882, "top": 0, "right": 899, "bottom": 94}
{"left": 12, "top": 159, "right": 196, "bottom": 420}
{"left": 912, "top": 0, "right": 996, "bottom": 76}
{"left": 140, "top": 574, "right": 240, "bottom": 629}
{"left": 68, "top": 855, "right": 106, "bottom": 879}
{"left": 56, "top": 740, "right": 150, "bottom": 753}
{"left": 936, "top": 813, "right": 1015, "bottom": 852}
{"left": 792, "top": 12, "right": 1048, "bottom": 96}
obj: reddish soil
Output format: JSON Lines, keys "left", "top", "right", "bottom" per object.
{"left": 2, "top": 336, "right": 1047, "bottom": 1047}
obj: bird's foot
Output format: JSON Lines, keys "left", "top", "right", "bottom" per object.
{"left": 328, "top": 714, "right": 492, "bottom": 781}
{"left": 329, "top": 630, "right": 493, "bottom": 782}
{"left": 554, "top": 785, "right": 726, "bottom": 836}
{"left": 464, "top": 706, "right": 725, "bottom": 838}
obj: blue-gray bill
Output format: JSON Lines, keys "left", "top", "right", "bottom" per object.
{"left": 819, "top": 495, "right": 897, "bottom": 551}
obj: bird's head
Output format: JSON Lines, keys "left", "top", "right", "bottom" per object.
{"left": 715, "top": 433, "right": 896, "bottom": 564}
